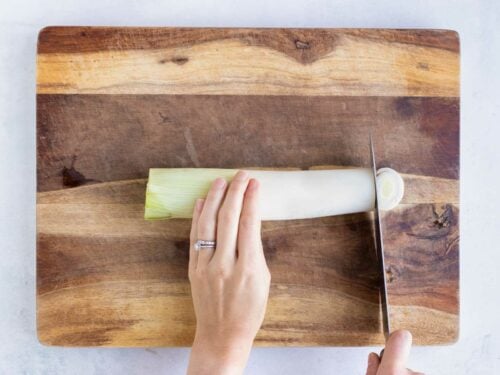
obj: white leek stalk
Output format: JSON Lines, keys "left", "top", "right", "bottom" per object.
{"left": 144, "top": 168, "right": 404, "bottom": 220}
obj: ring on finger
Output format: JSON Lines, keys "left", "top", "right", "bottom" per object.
{"left": 194, "top": 240, "right": 216, "bottom": 251}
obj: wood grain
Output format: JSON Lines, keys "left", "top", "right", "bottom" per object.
{"left": 37, "top": 95, "right": 459, "bottom": 192}
{"left": 36, "top": 27, "right": 460, "bottom": 347}
{"left": 37, "top": 27, "right": 460, "bottom": 55}
{"left": 37, "top": 198, "right": 458, "bottom": 346}
{"left": 37, "top": 28, "right": 459, "bottom": 96}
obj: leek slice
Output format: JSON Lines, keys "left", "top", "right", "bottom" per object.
{"left": 144, "top": 168, "right": 404, "bottom": 221}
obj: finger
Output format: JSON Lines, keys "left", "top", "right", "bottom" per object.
{"left": 214, "top": 170, "right": 250, "bottom": 264}
{"left": 197, "top": 177, "right": 227, "bottom": 267}
{"left": 189, "top": 199, "right": 204, "bottom": 274}
{"left": 365, "top": 352, "right": 380, "bottom": 375}
{"left": 378, "top": 330, "right": 412, "bottom": 373}
{"left": 237, "top": 178, "right": 263, "bottom": 262}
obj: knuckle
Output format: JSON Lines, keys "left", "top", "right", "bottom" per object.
{"left": 195, "top": 266, "right": 208, "bottom": 279}
{"left": 197, "top": 221, "right": 213, "bottom": 237}
{"left": 239, "top": 264, "right": 252, "bottom": 275}
{"left": 265, "top": 268, "right": 271, "bottom": 282}
{"left": 217, "top": 209, "right": 235, "bottom": 225}
{"left": 240, "top": 263, "right": 258, "bottom": 277}
{"left": 258, "top": 267, "right": 271, "bottom": 284}
{"left": 208, "top": 264, "right": 230, "bottom": 280}
{"left": 188, "top": 268, "right": 195, "bottom": 282}
{"left": 239, "top": 213, "right": 256, "bottom": 229}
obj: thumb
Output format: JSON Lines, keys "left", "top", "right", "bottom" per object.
{"left": 365, "top": 352, "right": 380, "bottom": 375}
{"left": 378, "top": 330, "right": 412, "bottom": 372}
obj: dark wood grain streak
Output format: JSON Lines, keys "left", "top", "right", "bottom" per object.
{"left": 38, "top": 27, "right": 459, "bottom": 62}
{"left": 37, "top": 95, "right": 459, "bottom": 192}
{"left": 383, "top": 204, "right": 459, "bottom": 314}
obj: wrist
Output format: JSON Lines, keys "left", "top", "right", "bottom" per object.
{"left": 188, "top": 333, "right": 253, "bottom": 375}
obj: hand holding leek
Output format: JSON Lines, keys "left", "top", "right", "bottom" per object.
{"left": 184, "top": 169, "right": 410, "bottom": 374}
{"left": 187, "top": 171, "right": 270, "bottom": 375}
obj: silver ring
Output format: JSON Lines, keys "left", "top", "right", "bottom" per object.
{"left": 194, "top": 240, "right": 216, "bottom": 251}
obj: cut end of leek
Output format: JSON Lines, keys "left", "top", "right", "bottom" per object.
{"left": 376, "top": 167, "right": 405, "bottom": 211}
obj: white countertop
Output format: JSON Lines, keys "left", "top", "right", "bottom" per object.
{"left": 1, "top": 0, "right": 499, "bottom": 373}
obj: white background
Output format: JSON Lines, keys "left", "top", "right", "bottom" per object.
{"left": 0, "top": 0, "right": 499, "bottom": 374}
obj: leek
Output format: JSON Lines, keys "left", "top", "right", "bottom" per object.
{"left": 144, "top": 168, "right": 404, "bottom": 221}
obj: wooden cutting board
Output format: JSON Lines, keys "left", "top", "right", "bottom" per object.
{"left": 36, "top": 27, "right": 459, "bottom": 347}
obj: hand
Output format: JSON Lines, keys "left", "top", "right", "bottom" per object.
{"left": 365, "top": 330, "right": 424, "bottom": 375}
{"left": 187, "top": 171, "right": 271, "bottom": 375}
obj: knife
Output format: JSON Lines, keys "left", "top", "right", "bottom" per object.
{"left": 369, "top": 135, "right": 391, "bottom": 349}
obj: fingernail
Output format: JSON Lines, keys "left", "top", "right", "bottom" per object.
{"left": 234, "top": 170, "right": 249, "bottom": 182}
{"left": 248, "top": 178, "right": 259, "bottom": 190}
{"left": 195, "top": 199, "right": 204, "bottom": 212}
{"left": 368, "top": 352, "right": 379, "bottom": 365}
{"left": 213, "top": 177, "right": 226, "bottom": 189}
{"left": 391, "top": 329, "right": 412, "bottom": 343}
{"left": 400, "top": 330, "right": 412, "bottom": 341}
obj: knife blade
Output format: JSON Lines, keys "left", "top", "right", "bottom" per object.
{"left": 369, "top": 135, "right": 391, "bottom": 341}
